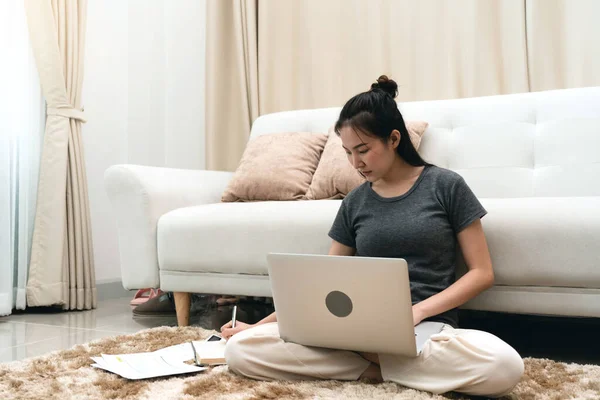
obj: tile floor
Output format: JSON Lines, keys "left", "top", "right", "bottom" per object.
{"left": 1, "top": 295, "right": 599, "bottom": 366}
{"left": 0, "top": 295, "right": 274, "bottom": 364}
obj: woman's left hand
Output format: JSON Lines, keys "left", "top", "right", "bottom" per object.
{"left": 412, "top": 305, "right": 426, "bottom": 326}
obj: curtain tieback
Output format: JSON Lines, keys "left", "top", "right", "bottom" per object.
{"left": 47, "top": 105, "right": 87, "bottom": 123}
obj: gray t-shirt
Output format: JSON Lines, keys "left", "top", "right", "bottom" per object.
{"left": 328, "top": 165, "right": 487, "bottom": 328}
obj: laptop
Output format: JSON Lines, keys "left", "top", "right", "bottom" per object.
{"left": 266, "top": 253, "right": 444, "bottom": 357}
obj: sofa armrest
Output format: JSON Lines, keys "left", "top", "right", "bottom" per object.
{"left": 104, "top": 164, "right": 233, "bottom": 290}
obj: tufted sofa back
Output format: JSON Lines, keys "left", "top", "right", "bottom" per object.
{"left": 250, "top": 87, "right": 600, "bottom": 198}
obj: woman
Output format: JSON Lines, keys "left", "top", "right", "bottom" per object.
{"left": 221, "top": 76, "right": 524, "bottom": 398}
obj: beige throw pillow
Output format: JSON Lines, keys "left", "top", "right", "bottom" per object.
{"left": 305, "top": 121, "right": 429, "bottom": 200}
{"left": 222, "top": 132, "right": 328, "bottom": 202}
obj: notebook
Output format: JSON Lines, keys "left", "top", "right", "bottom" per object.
{"left": 191, "top": 334, "right": 227, "bottom": 366}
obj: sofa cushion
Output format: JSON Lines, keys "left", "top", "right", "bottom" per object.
{"left": 457, "top": 197, "right": 600, "bottom": 289}
{"left": 305, "top": 121, "right": 428, "bottom": 200}
{"left": 158, "top": 197, "right": 600, "bottom": 289}
{"left": 158, "top": 200, "right": 341, "bottom": 275}
{"left": 221, "top": 132, "right": 327, "bottom": 202}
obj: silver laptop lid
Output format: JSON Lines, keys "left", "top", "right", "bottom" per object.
{"left": 267, "top": 253, "right": 419, "bottom": 356}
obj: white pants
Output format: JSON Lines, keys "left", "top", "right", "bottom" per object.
{"left": 225, "top": 322, "right": 524, "bottom": 398}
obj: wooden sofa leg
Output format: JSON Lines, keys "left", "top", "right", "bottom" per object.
{"left": 174, "top": 292, "right": 191, "bottom": 326}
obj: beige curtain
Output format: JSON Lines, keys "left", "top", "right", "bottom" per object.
{"left": 206, "top": 0, "right": 259, "bottom": 171}
{"left": 526, "top": 0, "right": 600, "bottom": 91}
{"left": 206, "top": 0, "right": 600, "bottom": 170}
{"left": 24, "top": 0, "right": 96, "bottom": 310}
{"left": 258, "top": 0, "right": 529, "bottom": 114}
{"left": 206, "top": 0, "right": 529, "bottom": 170}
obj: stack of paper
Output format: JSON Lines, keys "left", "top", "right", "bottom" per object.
{"left": 90, "top": 338, "right": 226, "bottom": 380}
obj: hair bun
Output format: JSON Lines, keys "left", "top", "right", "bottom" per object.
{"left": 370, "top": 75, "right": 398, "bottom": 99}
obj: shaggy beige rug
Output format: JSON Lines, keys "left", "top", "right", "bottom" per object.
{"left": 1, "top": 326, "right": 599, "bottom": 400}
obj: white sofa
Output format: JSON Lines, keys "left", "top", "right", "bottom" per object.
{"left": 105, "top": 87, "right": 600, "bottom": 321}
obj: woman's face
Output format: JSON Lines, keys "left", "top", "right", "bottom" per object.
{"left": 339, "top": 126, "right": 400, "bottom": 182}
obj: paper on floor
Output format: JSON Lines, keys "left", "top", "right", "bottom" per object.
{"left": 90, "top": 344, "right": 207, "bottom": 380}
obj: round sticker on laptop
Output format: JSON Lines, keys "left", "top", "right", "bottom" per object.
{"left": 325, "top": 290, "right": 353, "bottom": 318}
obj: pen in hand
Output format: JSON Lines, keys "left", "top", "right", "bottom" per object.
{"left": 190, "top": 341, "right": 199, "bottom": 366}
{"left": 231, "top": 305, "right": 237, "bottom": 329}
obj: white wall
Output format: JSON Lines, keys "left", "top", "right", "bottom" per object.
{"left": 83, "top": 0, "right": 206, "bottom": 283}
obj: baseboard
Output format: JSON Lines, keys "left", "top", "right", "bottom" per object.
{"left": 97, "top": 279, "right": 132, "bottom": 301}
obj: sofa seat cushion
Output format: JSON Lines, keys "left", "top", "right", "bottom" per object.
{"left": 157, "top": 200, "right": 342, "bottom": 275}
{"left": 158, "top": 197, "right": 600, "bottom": 290}
{"left": 462, "top": 197, "right": 600, "bottom": 289}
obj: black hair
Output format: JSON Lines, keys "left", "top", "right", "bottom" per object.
{"left": 334, "top": 75, "right": 429, "bottom": 167}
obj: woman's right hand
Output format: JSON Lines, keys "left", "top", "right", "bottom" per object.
{"left": 220, "top": 321, "right": 253, "bottom": 340}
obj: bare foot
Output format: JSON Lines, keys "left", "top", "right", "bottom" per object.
{"left": 359, "top": 363, "right": 383, "bottom": 382}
